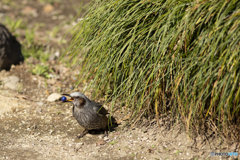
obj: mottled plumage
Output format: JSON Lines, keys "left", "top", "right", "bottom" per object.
{"left": 64, "top": 92, "right": 108, "bottom": 138}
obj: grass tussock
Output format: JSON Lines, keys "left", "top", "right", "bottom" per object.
{"left": 66, "top": 0, "right": 240, "bottom": 139}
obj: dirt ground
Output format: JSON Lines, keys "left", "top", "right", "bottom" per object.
{"left": 0, "top": 0, "right": 239, "bottom": 160}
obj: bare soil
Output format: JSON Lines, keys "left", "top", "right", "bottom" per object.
{"left": 0, "top": 0, "right": 239, "bottom": 160}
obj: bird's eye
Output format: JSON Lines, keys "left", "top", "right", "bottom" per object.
{"left": 76, "top": 96, "right": 80, "bottom": 98}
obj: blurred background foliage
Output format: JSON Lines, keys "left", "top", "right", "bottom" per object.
{"left": 66, "top": 0, "right": 240, "bottom": 139}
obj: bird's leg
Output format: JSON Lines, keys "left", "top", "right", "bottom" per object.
{"left": 77, "top": 129, "right": 88, "bottom": 138}
{"left": 103, "top": 130, "right": 108, "bottom": 137}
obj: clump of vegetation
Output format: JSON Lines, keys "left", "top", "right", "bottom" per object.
{"left": 30, "top": 64, "right": 53, "bottom": 78}
{"left": 21, "top": 28, "right": 51, "bottom": 63}
{"left": 4, "top": 17, "right": 23, "bottom": 33}
{"left": 66, "top": 0, "right": 240, "bottom": 139}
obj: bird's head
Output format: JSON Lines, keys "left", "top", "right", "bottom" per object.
{"left": 62, "top": 92, "right": 89, "bottom": 108}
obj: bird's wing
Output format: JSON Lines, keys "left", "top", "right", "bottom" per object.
{"left": 92, "top": 102, "right": 108, "bottom": 116}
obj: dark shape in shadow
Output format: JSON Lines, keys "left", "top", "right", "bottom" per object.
{"left": 0, "top": 23, "right": 24, "bottom": 71}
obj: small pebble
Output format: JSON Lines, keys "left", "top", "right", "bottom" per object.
{"left": 96, "top": 140, "right": 106, "bottom": 146}
{"left": 47, "top": 93, "right": 62, "bottom": 102}
{"left": 36, "top": 102, "right": 44, "bottom": 106}
{"left": 36, "top": 108, "right": 42, "bottom": 113}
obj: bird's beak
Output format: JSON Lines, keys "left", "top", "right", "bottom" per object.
{"left": 62, "top": 94, "right": 74, "bottom": 102}
{"left": 67, "top": 98, "right": 74, "bottom": 102}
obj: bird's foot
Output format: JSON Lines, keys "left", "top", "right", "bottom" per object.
{"left": 103, "top": 130, "right": 108, "bottom": 137}
{"left": 77, "top": 129, "right": 88, "bottom": 138}
{"left": 77, "top": 134, "right": 83, "bottom": 138}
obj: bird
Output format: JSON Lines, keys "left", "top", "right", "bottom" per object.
{"left": 62, "top": 92, "right": 109, "bottom": 138}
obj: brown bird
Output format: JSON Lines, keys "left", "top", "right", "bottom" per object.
{"left": 63, "top": 92, "right": 108, "bottom": 138}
